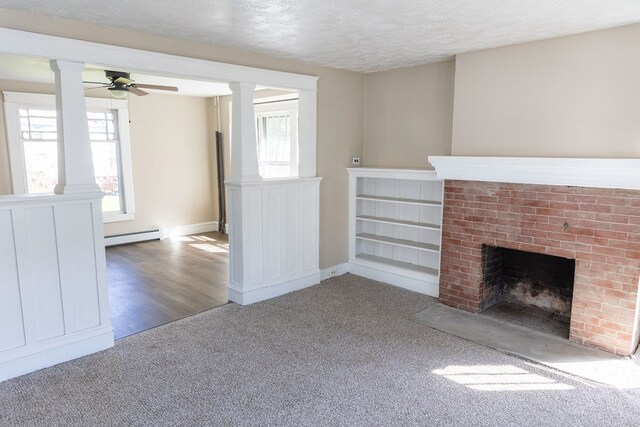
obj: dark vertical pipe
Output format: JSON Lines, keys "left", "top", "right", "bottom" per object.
{"left": 215, "top": 131, "right": 226, "bottom": 233}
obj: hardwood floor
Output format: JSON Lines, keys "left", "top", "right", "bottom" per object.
{"left": 106, "top": 232, "right": 229, "bottom": 339}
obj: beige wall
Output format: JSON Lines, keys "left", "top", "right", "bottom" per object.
{"left": 0, "top": 9, "right": 365, "bottom": 269}
{"left": 104, "top": 93, "right": 216, "bottom": 236}
{"left": 0, "top": 79, "right": 217, "bottom": 236}
{"left": 363, "top": 61, "right": 455, "bottom": 168}
{"left": 452, "top": 24, "right": 640, "bottom": 157}
{"left": 10, "top": 12, "right": 635, "bottom": 270}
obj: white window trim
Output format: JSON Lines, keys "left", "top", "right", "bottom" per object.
{"left": 254, "top": 99, "right": 299, "bottom": 179}
{"left": 2, "top": 91, "right": 135, "bottom": 223}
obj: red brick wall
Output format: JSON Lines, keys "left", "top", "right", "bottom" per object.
{"left": 439, "top": 180, "right": 640, "bottom": 355}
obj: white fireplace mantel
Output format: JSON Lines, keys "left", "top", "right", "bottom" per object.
{"left": 428, "top": 156, "right": 640, "bottom": 190}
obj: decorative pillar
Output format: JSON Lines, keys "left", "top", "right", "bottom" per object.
{"left": 297, "top": 90, "right": 317, "bottom": 177}
{"left": 50, "top": 60, "right": 100, "bottom": 195}
{"left": 224, "top": 82, "right": 321, "bottom": 305}
{"left": 227, "top": 82, "right": 262, "bottom": 183}
{"left": 226, "top": 81, "right": 260, "bottom": 304}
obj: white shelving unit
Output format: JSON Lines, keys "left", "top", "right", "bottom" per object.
{"left": 348, "top": 168, "right": 444, "bottom": 297}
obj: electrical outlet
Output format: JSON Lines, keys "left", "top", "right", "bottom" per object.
{"left": 352, "top": 157, "right": 360, "bottom": 165}
{"left": 329, "top": 269, "right": 337, "bottom": 277}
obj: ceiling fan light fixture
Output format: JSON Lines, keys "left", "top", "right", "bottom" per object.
{"left": 108, "top": 87, "right": 128, "bottom": 99}
{"left": 84, "top": 70, "right": 178, "bottom": 97}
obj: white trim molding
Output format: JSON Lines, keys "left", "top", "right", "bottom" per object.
{"left": 160, "top": 221, "right": 219, "bottom": 240}
{"left": 347, "top": 167, "right": 439, "bottom": 180}
{"left": 320, "top": 263, "right": 350, "bottom": 281}
{"left": 104, "top": 230, "right": 161, "bottom": 247}
{"left": 428, "top": 156, "right": 640, "bottom": 190}
{"left": 349, "top": 262, "right": 440, "bottom": 297}
{"left": 105, "top": 221, "right": 225, "bottom": 246}
{"left": 0, "top": 27, "right": 318, "bottom": 92}
{"left": 0, "top": 327, "right": 113, "bottom": 382}
{"left": 228, "top": 271, "right": 321, "bottom": 305}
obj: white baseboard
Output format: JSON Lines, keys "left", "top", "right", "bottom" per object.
{"left": 228, "top": 271, "right": 321, "bottom": 305}
{"left": 160, "top": 221, "right": 219, "bottom": 240}
{"left": 349, "top": 262, "right": 439, "bottom": 298}
{"left": 104, "top": 230, "right": 161, "bottom": 247}
{"left": 105, "top": 221, "right": 226, "bottom": 246}
{"left": 320, "top": 263, "right": 349, "bottom": 281}
{"left": 0, "top": 327, "right": 114, "bottom": 382}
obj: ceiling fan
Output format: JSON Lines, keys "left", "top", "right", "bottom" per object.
{"left": 84, "top": 70, "right": 179, "bottom": 98}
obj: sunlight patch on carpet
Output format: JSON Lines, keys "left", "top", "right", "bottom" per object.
{"left": 433, "top": 364, "right": 574, "bottom": 391}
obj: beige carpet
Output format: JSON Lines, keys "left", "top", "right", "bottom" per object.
{"left": 1, "top": 274, "right": 639, "bottom": 426}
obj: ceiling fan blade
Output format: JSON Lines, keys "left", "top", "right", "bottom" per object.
{"left": 114, "top": 76, "right": 134, "bottom": 85}
{"left": 132, "top": 83, "right": 179, "bottom": 92}
{"left": 84, "top": 86, "right": 108, "bottom": 91}
{"left": 83, "top": 81, "right": 110, "bottom": 85}
{"left": 128, "top": 87, "right": 149, "bottom": 96}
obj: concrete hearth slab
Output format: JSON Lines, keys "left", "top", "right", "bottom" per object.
{"left": 414, "top": 303, "right": 640, "bottom": 389}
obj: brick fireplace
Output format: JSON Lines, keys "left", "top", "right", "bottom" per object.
{"left": 438, "top": 180, "right": 640, "bottom": 355}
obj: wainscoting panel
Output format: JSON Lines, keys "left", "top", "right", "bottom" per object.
{"left": 228, "top": 188, "right": 243, "bottom": 285}
{"left": 0, "top": 194, "right": 114, "bottom": 382}
{"left": 303, "top": 183, "right": 319, "bottom": 272}
{"left": 0, "top": 211, "right": 25, "bottom": 353}
{"left": 24, "top": 206, "right": 66, "bottom": 342}
{"left": 58, "top": 203, "right": 101, "bottom": 331}
{"left": 226, "top": 177, "right": 322, "bottom": 305}
{"left": 245, "top": 187, "right": 263, "bottom": 285}
{"left": 285, "top": 184, "right": 303, "bottom": 276}
{"left": 262, "top": 185, "right": 284, "bottom": 282}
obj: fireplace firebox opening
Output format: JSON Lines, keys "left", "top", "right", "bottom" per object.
{"left": 481, "top": 245, "right": 576, "bottom": 337}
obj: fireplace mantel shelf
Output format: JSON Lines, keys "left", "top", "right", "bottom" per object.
{"left": 428, "top": 156, "right": 640, "bottom": 190}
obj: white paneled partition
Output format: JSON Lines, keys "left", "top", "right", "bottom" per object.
{"left": 0, "top": 194, "right": 113, "bottom": 382}
{"left": 0, "top": 27, "right": 320, "bottom": 381}
{"left": 226, "top": 178, "right": 322, "bottom": 304}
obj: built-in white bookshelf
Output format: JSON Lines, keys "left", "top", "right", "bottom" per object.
{"left": 347, "top": 168, "right": 444, "bottom": 297}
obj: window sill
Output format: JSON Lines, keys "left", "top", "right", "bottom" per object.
{"left": 103, "top": 213, "right": 135, "bottom": 223}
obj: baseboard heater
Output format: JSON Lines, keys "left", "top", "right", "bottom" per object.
{"left": 104, "top": 229, "right": 161, "bottom": 247}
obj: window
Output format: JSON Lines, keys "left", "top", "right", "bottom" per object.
{"left": 3, "top": 92, "right": 135, "bottom": 222}
{"left": 254, "top": 98, "right": 298, "bottom": 179}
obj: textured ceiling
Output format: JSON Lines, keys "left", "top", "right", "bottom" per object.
{"left": 0, "top": 1, "right": 639, "bottom": 73}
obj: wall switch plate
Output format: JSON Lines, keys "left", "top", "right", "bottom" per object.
{"left": 352, "top": 157, "right": 360, "bottom": 165}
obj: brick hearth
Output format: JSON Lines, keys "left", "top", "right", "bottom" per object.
{"left": 439, "top": 180, "right": 640, "bottom": 355}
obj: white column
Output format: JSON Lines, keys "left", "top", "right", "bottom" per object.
{"left": 297, "top": 90, "right": 317, "bottom": 177}
{"left": 227, "top": 82, "right": 262, "bottom": 183}
{"left": 50, "top": 60, "right": 100, "bottom": 195}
